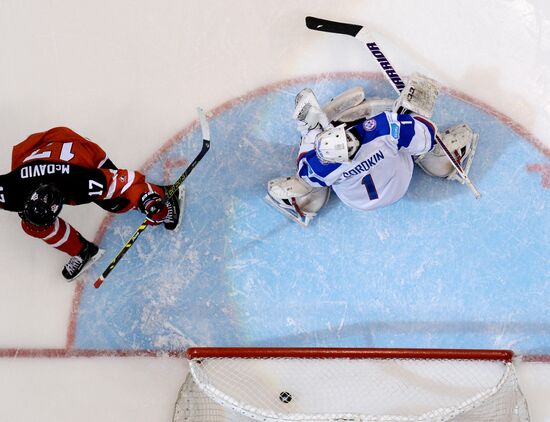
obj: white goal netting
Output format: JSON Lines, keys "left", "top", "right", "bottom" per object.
{"left": 173, "top": 348, "right": 529, "bottom": 422}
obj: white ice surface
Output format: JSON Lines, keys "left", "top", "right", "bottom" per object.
{"left": 0, "top": 0, "right": 549, "bottom": 420}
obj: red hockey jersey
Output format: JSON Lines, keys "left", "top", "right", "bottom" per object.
{"left": 1, "top": 127, "right": 160, "bottom": 212}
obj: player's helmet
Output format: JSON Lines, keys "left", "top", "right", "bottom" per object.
{"left": 22, "top": 183, "right": 63, "bottom": 226}
{"left": 314, "top": 124, "right": 360, "bottom": 164}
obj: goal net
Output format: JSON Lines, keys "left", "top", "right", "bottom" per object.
{"left": 173, "top": 347, "right": 529, "bottom": 422}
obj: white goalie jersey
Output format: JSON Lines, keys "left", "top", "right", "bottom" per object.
{"left": 297, "top": 112, "right": 437, "bottom": 211}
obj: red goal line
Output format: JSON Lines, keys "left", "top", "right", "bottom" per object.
{"left": 0, "top": 347, "right": 548, "bottom": 362}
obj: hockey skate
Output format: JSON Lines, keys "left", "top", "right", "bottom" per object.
{"left": 162, "top": 185, "right": 185, "bottom": 231}
{"left": 265, "top": 176, "right": 330, "bottom": 227}
{"left": 62, "top": 237, "right": 104, "bottom": 281}
{"left": 415, "top": 124, "right": 479, "bottom": 182}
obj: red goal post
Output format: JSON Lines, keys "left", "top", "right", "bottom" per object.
{"left": 174, "top": 347, "right": 529, "bottom": 422}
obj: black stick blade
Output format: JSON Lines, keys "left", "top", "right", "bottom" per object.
{"left": 305, "top": 16, "right": 363, "bottom": 37}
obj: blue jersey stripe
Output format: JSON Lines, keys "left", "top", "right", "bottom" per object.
{"left": 352, "top": 113, "right": 391, "bottom": 145}
{"left": 297, "top": 164, "right": 327, "bottom": 186}
{"left": 307, "top": 175, "right": 328, "bottom": 187}
{"left": 300, "top": 149, "right": 341, "bottom": 178}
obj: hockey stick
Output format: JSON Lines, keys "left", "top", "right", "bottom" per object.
{"left": 305, "top": 16, "right": 481, "bottom": 199}
{"left": 94, "top": 108, "right": 211, "bottom": 288}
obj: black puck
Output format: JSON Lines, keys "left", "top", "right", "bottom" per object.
{"left": 279, "top": 391, "right": 292, "bottom": 403}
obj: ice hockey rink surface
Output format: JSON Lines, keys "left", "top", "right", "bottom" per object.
{"left": 0, "top": 1, "right": 549, "bottom": 421}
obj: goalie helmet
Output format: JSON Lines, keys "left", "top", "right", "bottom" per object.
{"left": 21, "top": 183, "right": 63, "bottom": 226}
{"left": 314, "top": 124, "right": 360, "bottom": 164}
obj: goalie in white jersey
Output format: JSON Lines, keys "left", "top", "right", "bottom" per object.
{"left": 297, "top": 110, "right": 435, "bottom": 211}
{"left": 267, "top": 83, "right": 478, "bottom": 226}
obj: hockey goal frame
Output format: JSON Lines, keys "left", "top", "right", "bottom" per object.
{"left": 186, "top": 346, "right": 515, "bottom": 361}
{"left": 175, "top": 347, "right": 528, "bottom": 422}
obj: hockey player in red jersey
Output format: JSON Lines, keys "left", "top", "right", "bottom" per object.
{"left": 0, "top": 127, "right": 182, "bottom": 281}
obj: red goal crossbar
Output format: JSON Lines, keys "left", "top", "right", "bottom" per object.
{"left": 186, "top": 347, "right": 514, "bottom": 362}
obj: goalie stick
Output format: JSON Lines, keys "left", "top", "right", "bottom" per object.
{"left": 94, "top": 108, "right": 211, "bottom": 288}
{"left": 305, "top": 16, "right": 481, "bottom": 199}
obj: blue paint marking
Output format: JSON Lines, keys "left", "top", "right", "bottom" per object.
{"left": 76, "top": 78, "right": 550, "bottom": 354}
{"left": 391, "top": 123, "right": 400, "bottom": 140}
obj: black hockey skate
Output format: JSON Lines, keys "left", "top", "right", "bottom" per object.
{"left": 162, "top": 185, "right": 184, "bottom": 231}
{"left": 62, "top": 237, "right": 104, "bottom": 281}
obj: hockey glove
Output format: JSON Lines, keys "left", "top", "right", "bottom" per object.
{"left": 139, "top": 192, "right": 168, "bottom": 225}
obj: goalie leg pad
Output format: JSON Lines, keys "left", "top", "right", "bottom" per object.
{"left": 333, "top": 98, "right": 395, "bottom": 123}
{"left": 265, "top": 176, "right": 330, "bottom": 226}
{"left": 323, "top": 86, "right": 365, "bottom": 123}
{"left": 416, "top": 124, "right": 479, "bottom": 180}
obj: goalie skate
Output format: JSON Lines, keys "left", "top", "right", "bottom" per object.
{"left": 416, "top": 124, "right": 479, "bottom": 181}
{"left": 265, "top": 176, "right": 330, "bottom": 227}
{"left": 445, "top": 125, "right": 479, "bottom": 183}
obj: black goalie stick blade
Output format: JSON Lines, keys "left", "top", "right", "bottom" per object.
{"left": 305, "top": 16, "right": 363, "bottom": 37}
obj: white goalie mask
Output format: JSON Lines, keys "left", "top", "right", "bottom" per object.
{"left": 314, "top": 124, "right": 360, "bottom": 164}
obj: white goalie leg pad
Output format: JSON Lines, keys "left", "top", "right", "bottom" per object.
{"left": 363, "top": 98, "right": 395, "bottom": 116}
{"left": 265, "top": 176, "right": 330, "bottom": 227}
{"left": 393, "top": 72, "right": 440, "bottom": 118}
{"left": 293, "top": 88, "right": 331, "bottom": 134}
{"left": 416, "top": 124, "right": 479, "bottom": 180}
{"left": 335, "top": 98, "right": 395, "bottom": 123}
{"left": 323, "top": 86, "right": 365, "bottom": 123}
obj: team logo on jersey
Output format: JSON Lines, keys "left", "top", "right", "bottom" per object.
{"left": 363, "top": 118, "right": 377, "bottom": 131}
{"left": 390, "top": 123, "right": 400, "bottom": 139}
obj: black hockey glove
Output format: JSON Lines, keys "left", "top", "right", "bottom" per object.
{"left": 139, "top": 192, "right": 168, "bottom": 225}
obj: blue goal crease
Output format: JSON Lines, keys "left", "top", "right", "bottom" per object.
{"left": 75, "top": 78, "right": 550, "bottom": 355}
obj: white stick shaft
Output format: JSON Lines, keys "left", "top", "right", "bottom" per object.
{"left": 355, "top": 28, "right": 481, "bottom": 198}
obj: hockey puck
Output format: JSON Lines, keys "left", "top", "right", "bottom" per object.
{"left": 279, "top": 391, "right": 292, "bottom": 403}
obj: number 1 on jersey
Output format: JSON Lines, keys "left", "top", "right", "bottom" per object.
{"left": 362, "top": 174, "right": 379, "bottom": 200}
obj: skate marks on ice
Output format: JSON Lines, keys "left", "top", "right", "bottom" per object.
{"left": 75, "top": 75, "right": 550, "bottom": 354}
